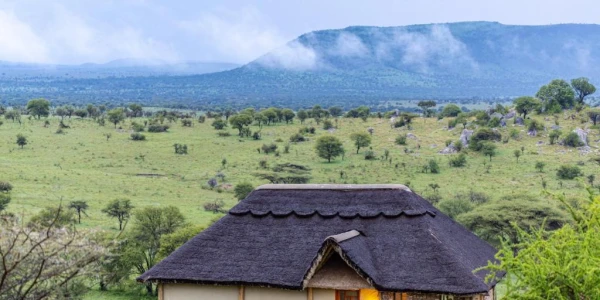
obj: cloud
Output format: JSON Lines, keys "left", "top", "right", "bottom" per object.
{"left": 256, "top": 40, "right": 318, "bottom": 70}
{"left": 375, "top": 25, "right": 478, "bottom": 73}
{"left": 0, "top": 10, "right": 49, "bottom": 63}
{"left": 43, "top": 5, "right": 179, "bottom": 64}
{"left": 178, "top": 7, "right": 287, "bottom": 64}
{"left": 0, "top": 5, "right": 179, "bottom": 64}
{"left": 330, "top": 32, "right": 368, "bottom": 57}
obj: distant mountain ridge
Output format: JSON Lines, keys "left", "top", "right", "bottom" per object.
{"left": 0, "top": 60, "right": 240, "bottom": 78}
{"left": 2, "top": 22, "right": 600, "bottom": 107}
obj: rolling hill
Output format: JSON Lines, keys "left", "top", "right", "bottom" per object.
{"left": 2, "top": 21, "right": 600, "bottom": 108}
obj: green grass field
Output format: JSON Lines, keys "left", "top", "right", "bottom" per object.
{"left": 1, "top": 111, "right": 598, "bottom": 299}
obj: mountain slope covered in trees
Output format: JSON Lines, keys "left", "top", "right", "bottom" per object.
{"left": 2, "top": 22, "right": 600, "bottom": 107}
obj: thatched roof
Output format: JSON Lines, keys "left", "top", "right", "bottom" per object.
{"left": 138, "top": 184, "right": 502, "bottom": 295}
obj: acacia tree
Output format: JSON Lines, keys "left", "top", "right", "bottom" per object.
{"left": 26, "top": 98, "right": 50, "bottom": 119}
{"left": 417, "top": 100, "right": 436, "bottom": 117}
{"left": 571, "top": 77, "right": 596, "bottom": 104}
{"left": 350, "top": 132, "right": 371, "bottom": 154}
{"left": 121, "top": 206, "right": 185, "bottom": 295}
{"left": 69, "top": 200, "right": 89, "bottom": 224}
{"left": 482, "top": 191, "right": 600, "bottom": 299}
{"left": 513, "top": 96, "right": 541, "bottom": 119}
{"left": 315, "top": 136, "right": 344, "bottom": 163}
{"left": 0, "top": 207, "right": 106, "bottom": 299}
{"left": 16, "top": 134, "right": 27, "bottom": 149}
{"left": 107, "top": 108, "right": 125, "bottom": 128}
{"left": 102, "top": 199, "right": 134, "bottom": 230}
{"left": 229, "top": 114, "right": 253, "bottom": 136}
{"left": 297, "top": 110, "right": 308, "bottom": 124}
{"left": 536, "top": 79, "right": 575, "bottom": 112}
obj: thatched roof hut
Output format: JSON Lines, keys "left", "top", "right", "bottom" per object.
{"left": 139, "top": 184, "right": 502, "bottom": 300}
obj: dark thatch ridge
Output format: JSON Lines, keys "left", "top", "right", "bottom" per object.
{"left": 138, "top": 185, "right": 503, "bottom": 295}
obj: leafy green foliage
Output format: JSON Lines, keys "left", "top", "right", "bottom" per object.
{"left": 440, "top": 104, "right": 462, "bottom": 117}
{"left": 26, "top": 98, "right": 50, "bottom": 119}
{"left": 469, "top": 128, "right": 501, "bottom": 151}
{"left": 107, "top": 108, "right": 125, "bottom": 128}
{"left": 563, "top": 132, "right": 584, "bottom": 147}
{"left": 571, "top": 77, "right": 596, "bottom": 104}
{"left": 350, "top": 132, "right": 371, "bottom": 154}
{"left": 211, "top": 118, "right": 227, "bottom": 130}
{"left": 16, "top": 134, "right": 27, "bottom": 149}
{"left": 513, "top": 96, "right": 541, "bottom": 118}
{"left": 536, "top": 79, "right": 576, "bottom": 112}
{"left": 315, "top": 136, "right": 344, "bottom": 163}
{"left": 483, "top": 192, "right": 600, "bottom": 299}
{"left": 234, "top": 182, "right": 254, "bottom": 201}
{"left": 557, "top": 165, "right": 583, "bottom": 180}
{"left": 102, "top": 199, "right": 134, "bottom": 230}
{"left": 457, "top": 195, "right": 569, "bottom": 245}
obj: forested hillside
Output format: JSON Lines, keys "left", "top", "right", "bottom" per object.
{"left": 2, "top": 22, "right": 600, "bottom": 108}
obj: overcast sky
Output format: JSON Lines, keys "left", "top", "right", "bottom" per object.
{"left": 1, "top": 0, "right": 598, "bottom": 65}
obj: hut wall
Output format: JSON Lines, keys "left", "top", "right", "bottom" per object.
{"left": 245, "top": 286, "right": 306, "bottom": 300}
{"left": 313, "top": 288, "right": 335, "bottom": 300}
{"left": 162, "top": 284, "right": 238, "bottom": 300}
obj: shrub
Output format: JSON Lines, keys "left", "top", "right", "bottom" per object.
{"left": 198, "top": 115, "right": 206, "bottom": 123}
{"left": 454, "top": 140, "right": 463, "bottom": 152}
{"left": 549, "top": 130, "right": 562, "bottom": 145}
{"left": 469, "top": 128, "right": 501, "bottom": 151}
{"left": 148, "top": 124, "right": 169, "bottom": 132}
{"left": 289, "top": 133, "right": 306, "bottom": 143}
{"left": 527, "top": 119, "right": 544, "bottom": 132}
{"left": 234, "top": 183, "right": 254, "bottom": 201}
{"left": 131, "top": 122, "right": 145, "bottom": 132}
{"left": 449, "top": 153, "right": 467, "bottom": 167}
{"left": 181, "top": 119, "right": 193, "bottom": 127}
{"left": 322, "top": 120, "right": 334, "bottom": 130}
{"left": 563, "top": 132, "right": 584, "bottom": 147}
{"left": 488, "top": 117, "right": 501, "bottom": 128}
{"left": 0, "top": 181, "right": 13, "bottom": 193}
{"left": 217, "top": 131, "right": 231, "bottom": 137}
{"left": 55, "top": 128, "right": 65, "bottom": 134}
{"left": 509, "top": 128, "right": 520, "bottom": 139}
{"left": 438, "top": 198, "right": 473, "bottom": 219}
{"left": 258, "top": 159, "right": 268, "bottom": 169}
{"left": 535, "top": 161, "right": 546, "bottom": 172}
{"left": 130, "top": 133, "right": 146, "bottom": 141}
{"left": 556, "top": 165, "right": 582, "bottom": 179}
{"left": 261, "top": 143, "right": 278, "bottom": 154}
{"left": 173, "top": 143, "right": 188, "bottom": 154}
{"left": 364, "top": 150, "right": 376, "bottom": 160}
{"left": 428, "top": 159, "right": 440, "bottom": 173}
{"left": 203, "top": 200, "right": 224, "bottom": 213}
{"left": 395, "top": 134, "right": 407, "bottom": 145}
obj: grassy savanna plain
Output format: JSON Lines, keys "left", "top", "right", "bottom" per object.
{"left": 1, "top": 109, "right": 598, "bottom": 299}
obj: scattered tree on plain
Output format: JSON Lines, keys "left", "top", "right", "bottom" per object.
{"left": 102, "top": 199, "right": 134, "bottom": 230}
{"left": 315, "top": 136, "right": 345, "bottom": 163}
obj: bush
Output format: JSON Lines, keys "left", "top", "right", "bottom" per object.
{"left": 0, "top": 181, "right": 13, "bottom": 193}
{"left": 148, "top": 124, "right": 169, "bottom": 132}
{"left": 217, "top": 131, "right": 231, "bottom": 137}
{"left": 289, "top": 133, "right": 306, "bottom": 143}
{"left": 549, "top": 130, "right": 562, "bottom": 145}
{"left": 322, "top": 120, "right": 334, "bottom": 130}
{"left": 469, "top": 128, "right": 501, "bottom": 151}
{"left": 454, "top": 140, "right": 463, "bottom": 152}
{"left": 234, "top": 183, "right": 254, "bottom": 201}
{"left": 556, "top": 165, "right": 582, "bottom": 179}
{"left": 130, "top": 133, "right": 146, "bottom": 141}
{"left": 438, "top": 198, "right": 473, "bottom": 219}
{"left": 299, "top": 127, "right": 316, "bottom": 134}
{"left": 181, "top": 119, "right": 193, "bottom": 127}
{"left": 527, "top": 119, "right": 544, "bottom": 132}
{"left": 203, "top": 200, "right": 224, "bottom": 213}
{"left": 395, "top": 134, "right": 407, "bottom": 145}
{"left": 449, "top": 153, "right": 467, "bottom": 167}
{"left": 563, "top": 132, "right": 584, "bottom": 147}
{"left": 261, "top": 143, "right": 278, "bottom": 154}
{"left": 131, "top": 122, "right": 145, "bottom": 132}
{"left": 364, "top": 150, "right": 376, "bottom": 160}
{"left": 198, "top": 115, "right": 206, "bottom": 123}
{"left": 428, "top": 160, "right": 440, "bottom": 173}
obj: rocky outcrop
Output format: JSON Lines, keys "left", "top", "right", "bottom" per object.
{"left": 515, "top": 117, "right": 524, "bottom": 126}
{"left": 439, "top": 142, "right": 457, "bottom": 154}
{"left": 459, "top": 129, "right": 473, "bottom": 146}
{"left": 574, "top": 128, "right": 589, "bottom": 146}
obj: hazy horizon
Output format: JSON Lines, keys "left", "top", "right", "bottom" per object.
{"left": 1, "top": 0, "right": 600, "bottom": 65}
